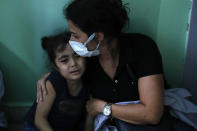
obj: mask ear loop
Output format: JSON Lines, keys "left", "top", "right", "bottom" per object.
{"left": 95, "top": 41, "right": 101, "bottom": 50}
{"left": 84, "top": 33, "right": 96, "bottom": 46}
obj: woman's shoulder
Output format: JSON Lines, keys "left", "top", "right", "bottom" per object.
{"left": 119, "top": 33, "right": 163, "bottom": 77}
{"left": 120, "top": 33, "right": 156, "bottom": 48}
{"left": 119, "top": 33, "right": 160, "bottom": 60}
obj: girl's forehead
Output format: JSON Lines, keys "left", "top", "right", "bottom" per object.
{"left": 56, "top": 44, "right": 74, "bottom": 57}
{"left": 65, "top": 43, "right": 74, "bottom": 52}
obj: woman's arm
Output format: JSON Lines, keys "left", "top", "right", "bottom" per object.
{"left": 111, "top": 74, "right": 164, "bottom": 124}
{"left": 36, "top": 73, "right": 50, "bottom": 102}
{"left": 35, "top": 80, "right": 56, "bottom": 131}
{"left": 87, "top": 74, "right": 164, "bottom": 125}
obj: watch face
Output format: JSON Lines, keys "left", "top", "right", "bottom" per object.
{"left": 103, "top": 106, "right": 111, "bottom": 116}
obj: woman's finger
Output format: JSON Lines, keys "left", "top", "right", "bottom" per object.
{"left": 42, "top": 72, "right": 50, "bottom": 95}
{"left": 36, "top": 81, "right": 43, "bottom": 102}
{"left": 36, "top": 72, "right": 50, "bottom": 103}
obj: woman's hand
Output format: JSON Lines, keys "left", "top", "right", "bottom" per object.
{"left": 86, "top": 98, "right": 106, "bottom": 116}
{"left": 36, "top": 73, "right": 50, "bottom": 102}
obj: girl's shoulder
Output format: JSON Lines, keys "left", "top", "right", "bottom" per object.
{"left": 46, "top": 71, "right": 63, "bottom": 81}
{"left": 46, "top": 71, "right": 67, "bottom": 94}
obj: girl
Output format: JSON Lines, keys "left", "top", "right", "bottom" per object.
{"left": 24, "top": 32, "right": 88, "bottom": 131}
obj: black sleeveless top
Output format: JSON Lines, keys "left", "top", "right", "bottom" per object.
{"left": 25, "top": 71, "right": 89, "bottom": 131}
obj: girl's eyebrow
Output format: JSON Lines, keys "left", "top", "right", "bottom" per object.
{"left": 58, "top": 55, "right": 68, "bottom": 60}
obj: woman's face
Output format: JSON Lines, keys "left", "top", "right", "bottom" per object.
{"left": 67, "top": 20, "right": 98, "bottom": 51}
{"left": 55, "top": 43, "right": 86, "bottom": 81}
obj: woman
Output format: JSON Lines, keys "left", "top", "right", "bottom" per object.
{"left": 37, "top": 0, "right": 173, "bottom": 130}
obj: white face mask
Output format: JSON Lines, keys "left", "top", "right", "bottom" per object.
{"left": 69, "top": 33, "right": 100, "bottom": 57}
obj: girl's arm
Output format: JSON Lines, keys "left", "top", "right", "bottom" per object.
{"left": 84, "top": 112, "right": 94, "bottom": 131}
{"left": 35, "top": 80, "right": 56, "bottom": 131}
{"left": 87, "top": 74, "right": 164, "bottom": 125}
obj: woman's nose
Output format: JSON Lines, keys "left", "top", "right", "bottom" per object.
{"left": 70, "top": 35, "right": 75, "bottom": 41}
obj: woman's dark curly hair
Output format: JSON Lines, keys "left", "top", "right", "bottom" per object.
{"left": 64, "top": 0, "right": 129, "bottom": 38}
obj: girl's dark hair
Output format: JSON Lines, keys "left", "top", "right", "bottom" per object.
{"left": 41, "top": 31, "right": 71, "bottom": 68}
{"left": 65, "top": 0, "right": 129, "bottom": 38}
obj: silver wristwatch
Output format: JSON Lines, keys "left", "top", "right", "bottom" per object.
{"left": 102, "top": 103, "right": 112, "bottom": 116}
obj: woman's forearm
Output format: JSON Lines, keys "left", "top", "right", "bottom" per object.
{"left": 111, "top": 103, "right": 163, "bottom": 125}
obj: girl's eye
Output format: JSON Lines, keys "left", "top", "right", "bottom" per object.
{"left": 60, "top": 59, "right": 68, "bottom": 63}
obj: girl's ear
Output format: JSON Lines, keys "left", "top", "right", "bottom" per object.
{"left": 52, "top": 63, "right": 59, "bottom": 72}
{"left": 95, "top": 32, "right": 104, "bottom": 42}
